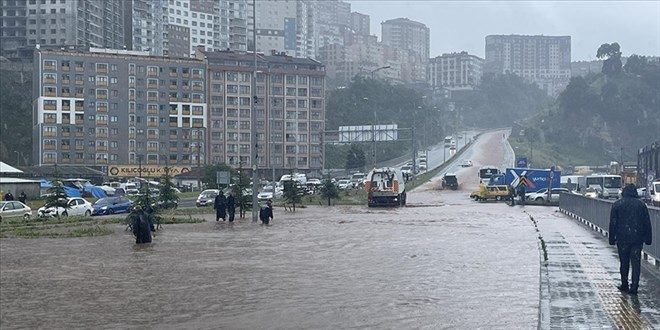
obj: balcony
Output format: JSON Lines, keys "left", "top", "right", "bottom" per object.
{"left": 96, "top": 81, "right": 108, "bottom": 87}
{"left": 182, "top": 147, "right": 190, "bottom": 153}
{"left": 75, "top": 158, "right": 84, "bottom": 164}
{"left": 96, "top": 133, "right": 108, "bottom": 138}
{"left": 169, "top": 159, "right": 177, "bottom": 165}
{"left": 97, "top": 106, "right": 107, "bottom": 112}
{"left": 147, "top": 133, "right": 158, "bottom": 139}
{"left": 44, "top": 117, "right": 56, "bottom": 123}
{"left": 169, "top": 122, "right": 178, "bottom": 127}
{"left": 43, "top": 157, "right": 56, "bottom": 164}
{"left": 193, "top": 85, "right": 203, "bottom": 91}
{"left": 147, "top": 108, "right": 158, "bottom": 114}
{"left": 129, "top": 133, "right": 136, "bottom": 139}
{"left": 192, "top": 122, "right": 204, "bottom": 128}
{"left": 147, "top": 122, "right": 157, "bottom": 127}
{"left": 169, "top": 72, "right": 177, "bottom": 77}
{"left": 182, "top": 109, "right": 190, "bottom": 115}
{"left": 45, "top": 91, "right": 56, "bottom": 97}
{"left": 96, "top": 158, "right": 107, "bottom": 164}
{"left": 182, "top": 72, "right": 190, "bottom": 78}
{"left": 129, "top": 82, "right": 135, "bottom": 88}
{"left": 182, "top": 97, "right": 190, "bottom": 102}
{"left": 169, "top": 97, "right": 177, "bottom": 102}
{"left": 192, "top": 110, "right": 204, "bottom": 116}
{"left": 97, "top": 94, "right": 108, "bottom": 100}
{"left": 148, "top": 71, "right": 158, "bottom": 77}
{"left": 182, "top": 85, "right": 190, "bottom": 91}
{"left": 169, "top": 109, "right": 178, "bottom": 115}
{"left": 148, "top": 96, "right": 158, "bottom": 102}
{"left": 96, "top": 120, "right": 107, "bottom": 125}
{"left": 43, "top": 131, "right": 56, "bottom": 137}
{"left": 75, "top": 66, "right": 84, "bottom": 72}
{"left": 75, "top": 131, "right": 84, "bottom": 137}
{"left": 61, "top": 158, "right": 70, "bottom": 163}
{"left": 75, "top": 80, "right": 84, "bottom": 85}
{"left": 148, "top": 83, "right": 157, "bottom": 89}
{"left": 61, "top": 132, "right": 70, "bottom": 137}
{"left": 169, "top": 147, "right": 177, "bottom": 152}
{"left": 147, "top": 159, "right": 158, "bottom": 164}
{"left": 44, "top": 64, "right": 55, "bottom": 71}
{"left": 62, "top": 79, "right": 70, "bottom": 84}
{"left": 75, "top": 106, "right": 84, "bottom": 111}
{"left": 147, "top": 147, "right": 157, "bottom": 152}
{"left": 97, "top": 67, "right": 107, "bottom": 74}
{"left": 181, "top": 159, "right": 191, "bottom": 165}
{"left": 169, "top": 84, "right": 177, "bottom": 89}
{"left": 192, "top": 97, "right": 203, "bottom": 103}
{"left": 44, "top": 144, "right": 56, "bottom": 150}
{"left": 75, "top": 145, "right": 84, "bottom": 150}
{"left": 61, "top": 144, "right": 70, "bottom": 150}
{"left": 192, "top": 73, "right": 203, "bottom": 79}
{"left": 75, "top": 93, "right": 83, "bottom": 98}
{"left": 44, "top": 104, "right": 56, "bottom": 110}
{"left": 61, "top": 92, "right": 70, "bottom": 97}
{"left": 96, "top": 146, "right": 107, "bottom": 151}
{"left": 62, "top": 66, "right": 70, "bottom": 72}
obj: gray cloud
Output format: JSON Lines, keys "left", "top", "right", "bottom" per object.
{"left": 347, "top": 0, "right": 660, "bottom": 60}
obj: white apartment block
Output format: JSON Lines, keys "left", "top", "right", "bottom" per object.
{"left": 428, "top": 52, "right": 483, "bottom": 90}
{"left": 485, "top": 34, "right": 571, "bottom": 97}
{"left": 253, "top": 0, "right": 315, "bottom": 58}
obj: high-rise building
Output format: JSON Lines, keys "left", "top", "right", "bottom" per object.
{"left": 381, "top": 18, "right": 429, "bottom": 82}
{"left": 484, "top": 34, "right": 571, "bottom": 97}
{"left": 350, "top": 12, "right": 370, "bottom": 36}
{"left": 428, "top": 52, "right": 484, "bottom": 90}
{"left": 253, "top": 0, "right": 315, "bottom": 58}
{"left": 201, "top": 49, "right": 325, "bottom": 176}
{"left": 32, "top": 47, "right": 207, "bottom": 168}
{"left": 1, "top": 0, "right": 127, "bottom": 59}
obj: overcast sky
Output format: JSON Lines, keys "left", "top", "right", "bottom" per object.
{"left": 347, "top": 0, "right": 660, "bottom": 61}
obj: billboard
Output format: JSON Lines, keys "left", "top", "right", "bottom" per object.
{"left": 107, "top": 166, "right": 192, "bottom": 178}
{"left": 338, "top": 125, "right": 398, "bottom": 143}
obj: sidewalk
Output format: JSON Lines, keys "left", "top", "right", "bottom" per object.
{"left": 525, "top": 207, "right": 660, "bottom": 329}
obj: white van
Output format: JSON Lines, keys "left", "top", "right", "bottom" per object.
{"left": 652, "top": 180, "right": 660, "bottom": 206}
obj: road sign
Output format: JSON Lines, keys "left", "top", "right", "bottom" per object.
{"left": 216, "top": 171, "right": 230, "bottom": 185}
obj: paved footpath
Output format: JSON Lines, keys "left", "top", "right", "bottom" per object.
{"left": 524, "top": 207, "right": 660, "bottom": 329}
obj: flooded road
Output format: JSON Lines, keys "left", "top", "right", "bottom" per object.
{"left": 1, "top": 130, "right": 544, "bottom": 329}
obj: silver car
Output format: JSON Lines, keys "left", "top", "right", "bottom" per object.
{"left": 0, "top": 201, "right": 32, "bottom": 221}
{"left": 527, "top": 188, "right": 570, "bottom": 203}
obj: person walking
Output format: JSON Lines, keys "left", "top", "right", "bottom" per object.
{"left": 508, "top": 184, "right": 516, "bottom": 206}
{"left": 129, "top": 205, "right": 154, "bottom": 244}
{"left": 226, "top": 191, "right": 236, "bottom": 222}
{"left": 18, "top": 191, "right": 27, "bottom": 204}
{"left": 517, "top": 179, "right": 526, "bottom": 206}
{"left": 4, "top": 191, "right": 14, "bottom": 201}
{"left": 609, "top": 184, "right": 652, "bottom": 295}
{"left": 259, "top": 199, "right": 274, "bottom": 225}
{"left": 214, "top": 190, "right": 227, "bottom": 221}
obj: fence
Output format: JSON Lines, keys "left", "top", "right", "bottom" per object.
{"left": 559, "top": 193, "right": 660, "bottom": 264}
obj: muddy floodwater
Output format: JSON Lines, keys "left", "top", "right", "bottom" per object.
{"left": 1, "top": 130, "right": 543, "bottom": 329}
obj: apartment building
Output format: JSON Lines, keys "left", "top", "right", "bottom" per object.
{"left": 1, "top": 0, "right": 127, "bottom": 59}
{"left": 202, "top": 49, "right": 325, "bottom": 176}
{"left": 484, "top": 34, "right": 571, "bottom": 97}
{"left": 32, "top": 47, "right": 207, "bottom": 168}
{"left": 428, "top": 51, "right": 484, "bottom": 90}
{"left": 253, "top": 0, "right": 316, "bottom": 58}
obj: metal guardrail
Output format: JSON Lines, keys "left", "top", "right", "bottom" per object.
{"left": 559, "top": 193, "right": 660, "bottom": 263}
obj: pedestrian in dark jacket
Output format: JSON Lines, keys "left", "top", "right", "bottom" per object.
{"left": 259, "top": 199, "right": 273, "bottom": 225}
{"left": 508, "top": 185, "right": 516, "bottom": 206}
{"left": 517, "top": 181, "right": 526, "bottom": 206}
{"left": 214, "top": 191, "right": 227, "bottom": 221}
{"left": 4, "top": 191, "right": 14, "bottom": 201}
{"left": 609, "top": 184, "right": 652, "bottom": 295}
{"left": 18, "top": 191, "right": 27, "bottom": 204}
{"left": 226, "top": 192, "right": 236, "bottom": 222}
{"left": 130, "top": 205, "right": 154, "bottom": 244}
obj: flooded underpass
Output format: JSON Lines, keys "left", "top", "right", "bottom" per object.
{"left": 0, "top": 189, "right": 541, "bottom": 329}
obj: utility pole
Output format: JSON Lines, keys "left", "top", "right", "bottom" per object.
{"left": 251, "top": 0, "right": 259, "bottom": 222}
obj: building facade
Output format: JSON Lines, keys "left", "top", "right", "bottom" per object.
{"left": 428, "top": 51, "right": 484, "bottom": 90}
{"left": 1, "top": 0, "right": 127, "bottom": 59}
{"left": 32, "top": 47, "right": 207, "bottom": 168}
{"left": 202, "top": 50, "right": 325, "bottom": 176}
{"left": 380, "top": 18, "right": 429, "bottom": 82}
{"left": 484, "top": 34, "right": 571, "bottom": 97}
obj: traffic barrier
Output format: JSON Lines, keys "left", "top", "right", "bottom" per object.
{"left": 559, "top": 193, "right": 660, "bottom": 266}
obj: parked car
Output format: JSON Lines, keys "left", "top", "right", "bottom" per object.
{"left": 38, "top": 197, "right": 94, "bottom": 217}
{"left": 527, "top": 187, "right": 570, "bottom": 203}
{"left": 337, "top": 179, "right": 352, "bottom": 189}
{"left": 196, "top": 189, "right": 220, "bottom": 207}
{"left": 92, "top": 196, "right": 134, "bottom": 215}
{"left": 0, "top": 201, "right": 32, "bottom": 221}
{"left": 258, "top": 186, "right": 283, "bottom": 201}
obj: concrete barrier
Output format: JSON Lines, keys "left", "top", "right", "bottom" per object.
{"left": 559, "top": 193, "right": 660, "bottom": 266}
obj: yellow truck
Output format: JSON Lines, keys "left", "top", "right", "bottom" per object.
{"left": 470, "top": 183, "right": 511, "bottom": 201}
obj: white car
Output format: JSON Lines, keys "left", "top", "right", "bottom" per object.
{"left": 337, "top": 179, "right": 352, "bottom": 189}
{"left": 258, "top": 186, "right": 283, "bottom": 200}
{"left": 526, "top": 188, "right": 570, "bottom": 203}
{"left": 38, "top": 197, "right": 94, "bottom": 217}
{"left": 461, "top": 160, "right": 473, "bottom": 167}
{"left": 0, "top": 201, "right": 32, "bottom": 221}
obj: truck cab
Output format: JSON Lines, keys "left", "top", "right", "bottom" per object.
{"left": 365, "top": 167, "right": 406, "bottom": 207}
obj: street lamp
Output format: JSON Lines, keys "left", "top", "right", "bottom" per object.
{"left": 370, "top": 65, "right": 391, "bottom": 80}
{"left": 14, "top": 150, "right": 19, "bottom": 166}
{"left": 251, "top": 0, "right": 259, "bottom": 222}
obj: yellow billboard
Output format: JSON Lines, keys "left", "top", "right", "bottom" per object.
{"left": 107, "top": 166, "right": 192, "bottom": 178}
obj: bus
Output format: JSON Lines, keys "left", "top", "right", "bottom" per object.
{"left": 478, "top": 166, "right": 500, "bottom": 182}
{"left": 577, "top": 174, "right": 622, "bottom": 199}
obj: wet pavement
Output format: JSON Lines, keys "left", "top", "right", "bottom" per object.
{"left": 2, "top": 130, "right": 659, "bottom": 329}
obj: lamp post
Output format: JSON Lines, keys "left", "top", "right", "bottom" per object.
{"left": 251, "top": 0, "right": 259, "bottom": 222}
{"left": 370, "top": 65, "right": 391, "bottom": 80}
{"left": 14, "top": 150, "right": 19, "bottom": 166}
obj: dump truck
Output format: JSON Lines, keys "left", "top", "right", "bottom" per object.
{"left": 365, "top": 167, "right": 407, "bottom": 207}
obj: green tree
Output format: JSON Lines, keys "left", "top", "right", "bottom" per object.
{"left": 134, "top": 181, "right": 153, "bottom": 209}
{"left": 623, "top": 54, "right": 648, "bottom": 76}
{"left": 319, "top": 179, "right": 340, "bottom": 206}
{"left": 158, "top": 166, "right": 179, "bottom": 209}
{"left": 0, "top": 67, "right": 32, "bottom": 165}
{"left": 43, "top": 181, "right": 70, "bottom": 217}
{"left": 345, "top": 144, "right": 366, "bottom": 171}
{"left": 596, "top": 42, "right": 623, "bottom": 76}
{"left": 282, "top": 178, "right": 302, "bottom": 211}
{"left": 231, "top": 166, "right": 251, "bottom": 218}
